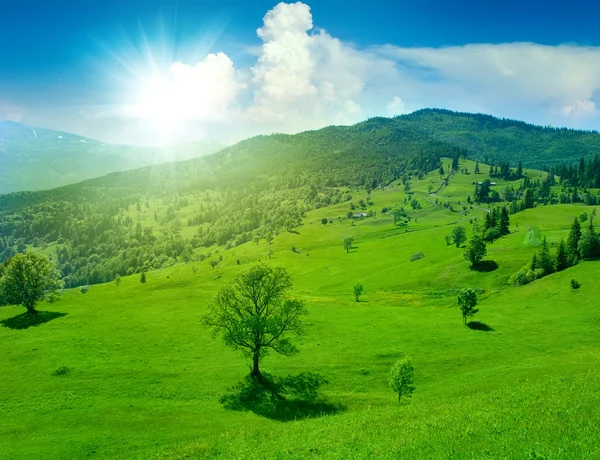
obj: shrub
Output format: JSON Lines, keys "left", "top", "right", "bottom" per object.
{"left": 509, "top": 265, "right": 545, "bottom": 286}
{"left": 571, "top": 279, "right": 581, "bottom": 289}
{"left": 410, "top": 252, "right": 425, "bottom": 262}
{"left": 80, "top": 285, "right": 90, "bottom": 294}
{"left": 46, "top": 290, "right": 62, "bottom": 303}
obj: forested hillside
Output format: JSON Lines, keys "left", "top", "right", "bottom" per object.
{"left": 401, "top": 108, "right": 600, "bottom": 167}
{"left": 0, "top": 118, "right": 462, "bottom": 287}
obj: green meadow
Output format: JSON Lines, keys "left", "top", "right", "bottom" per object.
{"left": 2, "top": 161, "right": 600, "bottom": 459}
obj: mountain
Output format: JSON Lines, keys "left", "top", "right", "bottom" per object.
{"left": 0, "top": 121, "right": 224, "bottom": 194}
{"left": 400, "top": 108, "right": 600, "bottom": 167}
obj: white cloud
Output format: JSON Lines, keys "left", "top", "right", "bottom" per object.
{"left": 561, "top": 100, "right": 597, "bottom": 118}
{"left": 374, "top": 43, "right": 600, "bottom": 126}
{"left": 30, "top": 2, "right": 600, "bottom": 145}
{"left": 387, "top": 97, "right": 407, "bottom": 116}
{"left": 245, "top": 1, "right": 383, "bottom": 131}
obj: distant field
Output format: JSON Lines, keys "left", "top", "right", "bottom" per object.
{"left": 1, "top": 160, "right": 600, "bottom": 459}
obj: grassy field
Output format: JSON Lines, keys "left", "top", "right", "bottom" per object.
{"left": 2, "top": 161, "right": 600, "bottom": 459}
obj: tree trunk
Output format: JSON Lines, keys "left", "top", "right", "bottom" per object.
{"left": 25, "top": 303, "right": 38, "bottom": 315}
{"left": 251, "top": 352, "right": 261, "bottom": 379}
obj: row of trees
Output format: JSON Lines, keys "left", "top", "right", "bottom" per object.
{"left": 510, "top": 213, "right": 600, "bottom": 286}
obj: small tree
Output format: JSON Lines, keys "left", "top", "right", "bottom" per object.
{"left": 464, "top": 235, "right": 487, "bottom": 266}
{"left": 566, "top": 217, "right": 582, "bottom": 263}
{"left": 140, "top": 272, "right": 147, "bottom": 283}
{"left": 343, "top": 237, "right": 354, "bottom": 253}
{"left": 0, "top": 252, "right": 62, "bottom": 315}
{"left": 451, "top": 225, "right": 467, "bottom": 248}
{"left": 202, "top": 263, "right": 307, "bottom": 379}
{"left": 555, "top": 239, "right": 569, "bottom": 272}
{"left": 389, "top": 357, "right": 415, "bottom": 402}
{"left": 210, "top": 259, "right": 219, "bottom": 269}
{"left": 114, "top": 275, "right": 121, "bottom": 286}
{"left": 353, "top": 283, "right": 364, "bottom": 302}
{"left": 321, "top": 217, "right": 328, "bottom": 225}
{"left": 457, "top": 288, "right": 479, "bottom": 324}
{"left": 537, "top": 237, "right": 555, "bottom": 275}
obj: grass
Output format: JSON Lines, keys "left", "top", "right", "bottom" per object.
{"left": 1, "top": 161, "right": 600, "bottom": 458}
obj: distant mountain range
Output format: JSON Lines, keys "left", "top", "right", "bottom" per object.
{"left": 0, "top": 121, "right": 224, "bottom": 194}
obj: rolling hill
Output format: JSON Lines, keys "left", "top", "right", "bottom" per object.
{"left": 1, "top": 158, "right": 599, "bottom": 458}
{"left": 0, "top": 121, "right": 224, "bottom": 194}
{"left": 3, "top": 108, "right": 600, "bottom": 195}
{"left": 401, "top": 108, "right": 600, "bottom": 167}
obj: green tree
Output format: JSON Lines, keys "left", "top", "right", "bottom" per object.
{"left": 389, "top": 357, "right": 415, "bottom": 402}
{"left": 439, "top": 165, "right": 445, "bottom": 176}
{"left": 343, "top": 237, "right": 354, "bottom": 253}
{"left": 523, "top": 188, "right": 535, "bottom": 209}
{"left": 464, "top": 235, "right": 487, "bottom": 266}
{"left": 321, "top": 217, "right": 328, "bottom": 225}
{"left": 140, "top": 272, "right": 147, "bottom": 283}
{"left": 537, "top": 237, "right": 555, "bottom": 275}
{"left": 578, "top": 221, "right": 600, "bottom": 259}
{"left": 555, "top": 239, "right": 569, "bottom": 272}
{"left": 114, "top": 275, "right": 121, "bottom": 286}
{"left": 202, "top": 263, "right": 307, "bottom": 379}
{"left": 451, "top": 225, "right": 467, "bottom": 248}
{"left": 353, "top": 283, "right": 364, "bottom": 302}
{"left": 457, "top": 288, "right": 479, "bottom": 325}
{"left": 498, "top": 207, "right": 510, "bottom": 236}
{"left": 0, "top": 252, "right": 62, "bottom": 315}
{"left": 516, "top": 161, "right": 523, "bottom": 178}
{"left": 566, "top": 217, "right": 582, "bottom": 263}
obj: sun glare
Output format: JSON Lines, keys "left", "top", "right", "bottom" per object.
{"left": 135, "top": 77, "right": 186, "bottom": 137}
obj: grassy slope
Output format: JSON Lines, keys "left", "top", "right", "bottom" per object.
{"left": 1, "top": 160, "right": 599, "bottom": 459}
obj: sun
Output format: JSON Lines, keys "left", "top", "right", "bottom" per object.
{"left": 134, "top": 76, "right": 191, "bottom": 140}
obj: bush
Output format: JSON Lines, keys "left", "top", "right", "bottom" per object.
{"left": 80, "top": 285, "right": 90, "bottom": 294}
{"left": 571, "top": 279, "right": 581, "bottom": 289}
{"left": 46, "top": 290, "right": 62, "bottom": 303}
{"left": 389, "top": 357, "right": 415, "bottom": 402}
{"left": 410, "top": 252, "right": 425, "bottom": 262}
{"left": 509, "top": 265, "right": 545, "bottom": 286}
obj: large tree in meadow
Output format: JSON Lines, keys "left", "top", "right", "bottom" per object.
{"left": 202, "top": 263, "right": 307, "bottom": 379}
{"left": 0, "top": 252, "right": 62, "bottom": 315}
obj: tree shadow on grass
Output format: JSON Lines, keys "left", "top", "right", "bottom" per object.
{"left": 467, "top": 321, "right": 495, "bottom": 331}
{"left": 220, "top": 372, "right": 344, "bottom": 422}
{"left": 470, "top": 260, "right": 499, "bottom": 272}
{"left": 0, "top": 311, "right": 68, "bottom": 330}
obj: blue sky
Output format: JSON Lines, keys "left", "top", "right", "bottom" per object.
{"left": 2, "top": 0, "right": 600, "bottom": 145}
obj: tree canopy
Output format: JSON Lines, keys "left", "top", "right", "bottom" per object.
{"left": 0, "top": 252, "right": 62, "bottom": 314}
{"left": 202, "top": 263, "right": 307, "bottom": 379}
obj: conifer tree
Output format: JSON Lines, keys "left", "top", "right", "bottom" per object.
{"left": 537, "top": 237, "right": 555, "bottom": 275}
{"left": 498, "top": 207, "right": 510, "bottom": 236}
{"left": 578, "top": 217, "right": 600, "bottom": 259}
{"left": 555, "top": 239, "right": 569, "bottom": 272}
{"left": 516, "top": 161, "right": 523, "bottom": 178}
{"left": 566, "top": 217, "right": 582, "bottom": 263}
